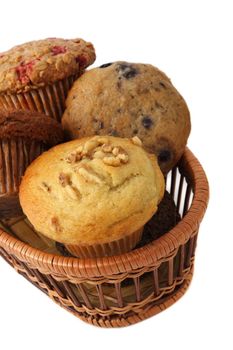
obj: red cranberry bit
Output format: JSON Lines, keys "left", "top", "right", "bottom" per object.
{"left": 51, "top": 45, "right": 67, "bottom": 55}
{"left": 15, "top": 60, "right": 36, "bottom": 84}
{"left": 75, "top": 54, "right": 87, "bottom": 68}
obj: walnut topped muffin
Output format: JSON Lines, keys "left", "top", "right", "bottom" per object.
{"left": 0, "top": 37, "right": 96, "bottom": 121}
{"left": 62, "top": 61, "right": 190, "bottom": 173}
{"left": 19, "top": 135, "right": 165, "bottom": 257}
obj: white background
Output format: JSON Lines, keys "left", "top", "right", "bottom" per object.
{"left": 0, "top": 0, "right": 232, "bottom": 349}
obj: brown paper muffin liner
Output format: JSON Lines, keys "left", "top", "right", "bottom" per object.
{"left": 0, "top": 138, "right": 46, "bottom": 218}
{"left": 65, "top": 228, "right": 143, "bottom": 258}
{"left": 0, "top": 75, "right": 77, "bottom": 122}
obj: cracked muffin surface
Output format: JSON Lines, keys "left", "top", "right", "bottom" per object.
{"left": 62, "top": 61, "right": 190, "bottom": 173}
{"left": 19, "top": 135, "right": 165, "bottom": 245}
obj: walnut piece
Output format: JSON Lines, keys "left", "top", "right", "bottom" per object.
{"left": 132, "top": 136, "right": 142, "bottom": 146}
{"left": 76, "top": 146, "right": 83, "bottom": 153}
{"left": 117, "top": 153, "right": 129, "bottom": 163}
{"left": 93, "top": 150, "right": 105, "bottom": 159}
{"left": 59, "top": 172, "right": 71, "bottom": 187}
{"left": 103, "top": 156, "right": 121, "bottom": 166}
{"left": 112, "top": 147, "right": 120, "bottom": 156}
{"left": 83, "top": 139, "right": 99, "bottom": 153}
{"left": 78, "top": 166, "right": 103, "bottom": 184}
{"left": 64, "top": 138, "right": 129, "bottom": 167}
{"left": 51, "top": 217, "right": 62, "bottom": 233}
{"left": 65, "top": 152, "right": 81, "bottom": 164}
{"left": 102, "top": 144, "right": 113, "bottom": 153}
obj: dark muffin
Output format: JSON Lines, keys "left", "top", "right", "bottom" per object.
{"left": 0, "top": 109, "right": 63, "bottom": 218}
{"left": 136, "top": 191, "right": 180, "bottom": 248}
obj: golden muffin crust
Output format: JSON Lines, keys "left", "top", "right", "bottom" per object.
{"left": 0, "top": 38, "right": 95, "bottom": 93}
{"left": 62, "top": 62, "right": 190, "bottom": 173}
{"left": 19, "top": 136, "right": 165, "bottom": 245}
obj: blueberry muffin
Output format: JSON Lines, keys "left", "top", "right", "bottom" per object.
{"left": 0, "top": 38, "right": 96, "bottom": 121}
{"left": 0, "top": 109, "right": 63, "bottom": 218}
{"left": 19, "top": 135, "right": 165, "bottom": 257}
{"left": 62, "top": 62, "right": 190, "bottom": 173}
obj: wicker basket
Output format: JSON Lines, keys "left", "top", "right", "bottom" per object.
{"left": 0, "top": 148, "right": 209, "bottom": 327}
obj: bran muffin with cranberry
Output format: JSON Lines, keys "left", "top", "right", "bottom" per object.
{"left": 0, "top": 38, "right": 95, "bottom": 121}
{"left": 62, "top": 62, "right": 190, "bottom": 173}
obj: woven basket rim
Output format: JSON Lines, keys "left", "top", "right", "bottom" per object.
{"left": 0, "top": 147, "right": 209, "bottom": 277}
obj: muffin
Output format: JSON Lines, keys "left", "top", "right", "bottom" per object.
{"left": 0, "top": 37, "right": 95, "bottom": 121}
{"left": 19, "top": 135, "right": 165, "bottom": 258}
{"left": 0, "top": 109, "right": 63, "bottom": 218}
{"left": 62, "top": 61, "right": 190, "bottom": 173}
{"left": 136, "top": 191, "right": 180, "bottom": 248}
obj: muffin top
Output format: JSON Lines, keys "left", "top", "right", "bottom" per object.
{"left": 19, "top": 135, "right": 165, "bottom": 245}
{"left": 0, "top": 109, "right": 63, "bottom": 145}
{"left": 62, "top": 61, "right": 190, "bottom": 173}
{"left": 0, "top": 37, "right": 96, "bottom": 93}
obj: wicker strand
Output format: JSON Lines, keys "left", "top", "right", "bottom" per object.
{"left": 46, "top": 263, "right": 194, "bottom": 318}
{"left": 0, "top": 245, "right": 194, "bottom": 317}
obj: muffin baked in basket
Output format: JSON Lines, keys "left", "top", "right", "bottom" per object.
{"left": 0, "top": 37, "right": 96, "bottom": 121}
{"left": 62, "top": 61, "right": 190, "bottom": 173}
{"left": 0, "top": 109, "right": 63, "bottom": 218}
{"left": 19, "top": 135, "right": 165, "bottom": 257}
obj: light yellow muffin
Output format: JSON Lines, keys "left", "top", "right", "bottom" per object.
{"left": 19, "top": 135, "right": 165, "bottom": 257}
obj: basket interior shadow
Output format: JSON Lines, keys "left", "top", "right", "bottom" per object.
{"left": 0, "top": 148, "right": 209, "bottom": 327}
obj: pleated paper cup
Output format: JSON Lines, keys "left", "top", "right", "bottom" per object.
{"left": 65, "top": 228, "right": 143, "bottom": 258}
{"left": 0, "top": 138, "right": 46, "bottom": 218}
{"left": 0, "top": 75, "right": 77, "bottom": 122}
